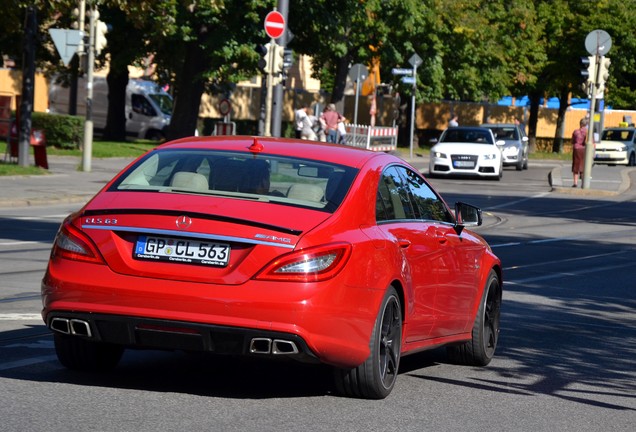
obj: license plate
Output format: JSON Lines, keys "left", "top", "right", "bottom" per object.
{"left": 453, "top": 161, "right": 475, "bottom": 168}
{"left": 595, "top": 154, "right": 610, "bottom": 159}
{"left": 134, "top": 235, "right": 230, "bottom": 267}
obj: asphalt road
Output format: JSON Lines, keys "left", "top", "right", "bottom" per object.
{"left": 0, "top": 161, "right": 634, "bottom": 431}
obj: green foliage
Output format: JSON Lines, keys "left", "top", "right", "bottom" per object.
{"left": 33, "top": 113, "right": 83, "bottom": 149}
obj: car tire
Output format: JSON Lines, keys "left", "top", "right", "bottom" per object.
{"left": 145, "top": 129, "right": 165, "bottom": 141}
{"left": 54, "top": 333, "right": 124, "bottom": 372}
{"left": 447, "top": 270, "right": 501, "bottom": 366}
{"left": 334, "top": 286, "right": 402, "bottom": 399}
{"left": 516, "top": 153, "right": 524, "bottom": 171}
{"left": 629, "top": 152, "right": 636, "bottom": 167}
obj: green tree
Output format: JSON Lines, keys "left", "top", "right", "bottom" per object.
{"left": 147, "top": 1, "right": 271, "bottom": 140}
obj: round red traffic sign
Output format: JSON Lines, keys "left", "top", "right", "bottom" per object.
{"left": 264, "top": 11, "right": 285, "bottom": 39}
{"left": 218, "top": 98, "right": 231, "bottom": 116}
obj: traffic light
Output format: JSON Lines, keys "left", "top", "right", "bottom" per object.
{"left": 596, "top": 57, "right": 611, "bottom": 98}
{"left": 580, "top": 56, "right": 595, "bottom": 98}
{"left": 271, "top": 44, "right": 285, "bottom": 74}
{"left": 94, "top": 20, "right": 108, "bottom": 55}
{"left": 256, "top": 43, "right": 271, "bottom": 74}
{"left": 283, "top": 48, "right": 294, "bottom": 71}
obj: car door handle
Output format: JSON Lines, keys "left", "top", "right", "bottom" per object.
{"left": 434, "top": 230, "right": 448, "bottom": 244}
{"left": 398, "top": 239, "right": 411, "bottom": 249}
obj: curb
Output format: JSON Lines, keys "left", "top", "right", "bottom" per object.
{"left": 547, "top": 165, "right": 633, "bottom": 196}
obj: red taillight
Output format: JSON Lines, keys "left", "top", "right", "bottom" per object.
{"left": 255, "top": 243, "right": 352, "bottom": 282}
{"left": 51, "top": 221, "right": 105, "bottom": 265}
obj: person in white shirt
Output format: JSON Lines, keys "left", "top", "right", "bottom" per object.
{"left": 295, "top": 105, "right": 317, "bottom": 140}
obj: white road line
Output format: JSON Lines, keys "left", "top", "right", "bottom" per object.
{"left": 506, "top": 262, "right": 633, "bottom": 285}
{"left": 0, "top": 355, "right": 58, "bottom": 371}
{"left": 0, "top": 313, "right": 43, "bottom": 321}
{"left": 487, "top": 192, "right": 551, "bottom": 210}
{"left": 0, "top": 241, "right": 44, "bottom": 247}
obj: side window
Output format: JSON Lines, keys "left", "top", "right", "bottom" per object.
{"left": 376, "top": 166, "right": 416, "bottom": 222}
{"left": 401, "top": 167, "right": 453, "bottom": 223}
{"left": 132, "top": 95, "right": 157, "bottom": 117}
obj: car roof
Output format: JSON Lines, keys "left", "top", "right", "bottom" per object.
{"left": 156, "top": 135, "right": 385, "bottom": 169}
{"left": 481, "top": 123, "right": 518, "bottom": 128}
{"left": 443, "top": 126, "right": 494, "bottom": 134}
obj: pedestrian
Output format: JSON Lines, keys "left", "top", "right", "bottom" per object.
{"left": 448, "top": 115, "right": 459, "bottom": 127}
{"left": 320, "top": 103, "right": 345, "bottom": 143}
{"left": 294, "top": 105, "right": 317, "bottom": 140}
{"left": 337, "top": 119, "right": 347, "bottom": 144}
{"left": 571, "top": 117, "right": 588, "bottom": 187}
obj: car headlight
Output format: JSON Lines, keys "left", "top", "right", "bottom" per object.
{"left": 502, "top": 146, "right": 518, "bottom": 156}
{"left": 482, "top": 153, "right": 498, "bottom": 160}
{"left": 433, "top": 151, "right": 447, "bottom": 159}
{"left": 619, "top": 145, "right": 627, "bottom": 151}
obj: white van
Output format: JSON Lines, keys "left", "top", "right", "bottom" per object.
{"left": 49, "top": 77, "right": 173, "bottom": 140}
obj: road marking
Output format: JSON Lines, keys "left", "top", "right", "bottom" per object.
{"left": 6, "top": 340, "right": 54, "bottom": 349}
{"left": 487, "top": 192, "right": 551, "bottom": 210}
{"left": 0, "top": 313, "right": 43, "bottom": 321}
{"left": 0, "top": 241, "right": 43, "bottom": 247}
{"left": 506, "top": 261, "right": 633, "bottom": 285}
{"left": 0, "top": 355, "right": 57, "bottom": 371}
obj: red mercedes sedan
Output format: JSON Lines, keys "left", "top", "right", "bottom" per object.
{"left": 41, "top": 136, "right": 502, "bottom": 399}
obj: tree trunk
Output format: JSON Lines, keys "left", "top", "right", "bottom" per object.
{"left": 330, "top": 54, "right": 352, "bottom": 105}
{"left": 166, "top": 39, "right": 207, "bottom": 141}
{"left": 103, "top": 65, "right": 128, "bottom": 141}
{"left": 552, "top": 87, "right": 570, "bottom": 153}
{"left": 528, "top": 91, "right": 541, "bottom": 153}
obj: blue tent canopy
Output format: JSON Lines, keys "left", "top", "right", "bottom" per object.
{"left": 496, "top": 96, "right": 606, "bottom": 110}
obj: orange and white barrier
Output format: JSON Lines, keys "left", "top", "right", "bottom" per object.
{"left": 342, "top": 124, "right": 398, "bottom": 152}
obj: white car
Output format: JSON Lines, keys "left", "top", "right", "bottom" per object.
{"left": 429, "top": 127, "right": 504, "bottom": 180}
{"left": 594, "top": 128, "right": 636, "bottom": 166}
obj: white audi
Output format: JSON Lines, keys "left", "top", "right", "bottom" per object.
{"left": 429, "top": 127, "right": 504, "bottom": 180}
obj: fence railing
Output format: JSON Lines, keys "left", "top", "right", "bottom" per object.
{"left": 342, "top": 124, "right": 398, "bottom": 152}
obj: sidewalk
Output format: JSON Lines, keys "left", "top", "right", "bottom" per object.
{"left": 544, "top": 161, "right": 635, "bottom": 196}
{"left": 0, "top": 156, "right": 136, "bottom": 208}
{"left": 0, "top": 155, "right": 633, "bottom": 209}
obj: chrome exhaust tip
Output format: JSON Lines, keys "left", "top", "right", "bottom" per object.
{"left": 272, "top": 339, "right": 299, "bottom": 355}
{"left": 49, "top": 317, "right": 92, "bottom": 337}
{"left": 50, "top": 317, "right": 70, "bottom": 334}
{"left": 250, "top": 338, "right": 272, "bottom": 354}
{"left": 70, "top": 319, "right": 92, "bottom": 337}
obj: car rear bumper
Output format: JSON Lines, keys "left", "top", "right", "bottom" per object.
{"left": 41, "top": 262, "right": 381, "bottom": 368}
{"left": 46, "top": 310, "right": 320, "bottom": 363}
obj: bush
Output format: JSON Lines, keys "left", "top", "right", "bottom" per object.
{"left": 33, "top": 112, "right": 83, "bottom": 149}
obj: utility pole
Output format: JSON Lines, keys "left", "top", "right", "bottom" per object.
{"left": 18, "top": 6, "right": 37, "bottom": 167}
{"left": 81, "top": 3, "right": 96, "bottom": 172}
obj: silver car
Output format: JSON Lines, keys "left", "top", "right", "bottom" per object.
{"left": 481, "top": 123, "right": 529, "bottom": 171}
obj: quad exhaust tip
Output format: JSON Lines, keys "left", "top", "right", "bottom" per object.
{"left": 249, "top": 338, "right": 299, "bottom": 355}
{"left": 50, "top": 317, "right": 92, "bottom": 338}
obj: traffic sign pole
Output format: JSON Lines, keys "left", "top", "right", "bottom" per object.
{"left": 263, "top": 8, "right": 286, "bottom": 137}
{"left": 582, "top": 30, "right": 612, "bottom": 190}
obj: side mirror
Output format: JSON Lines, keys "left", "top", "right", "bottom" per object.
{"left": 522, "top": 136, "right": 529, "bottom": 142}
{"left": 495, "top": 140, "right": 505, "bottom": 146}
{"left": 454, "top": 202, "right": 482, "bottom": 235}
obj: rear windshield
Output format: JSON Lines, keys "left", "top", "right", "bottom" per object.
{"left": 110, "top": 149, "right": 357, "bottom": 212}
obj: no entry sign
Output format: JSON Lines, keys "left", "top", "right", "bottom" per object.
{"left": 264, "top": 11, "right": 285, "bottom": 39}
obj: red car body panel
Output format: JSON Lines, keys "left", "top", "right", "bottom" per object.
{"left": 42, "top": 136, "right": 501, "bottom": 369}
